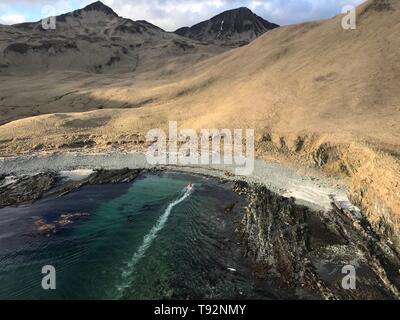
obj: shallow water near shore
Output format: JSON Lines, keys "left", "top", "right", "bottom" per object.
{"left": 0, "top": 172, "right": 292, "bottom": 300}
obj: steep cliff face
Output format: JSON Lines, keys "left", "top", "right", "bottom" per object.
{"left": 256, "top": 133, "right": 400, "bottom": 260}
{"left": 234, "top": 181, "right": 400, "bottom": 299}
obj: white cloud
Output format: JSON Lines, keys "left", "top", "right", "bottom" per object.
{"left": 92, "top": 0, "right": 367, "bottom": 30}
{"left": 250, "top": 0, "right": 365, "bottom": 25}
{"left": 0, "top": 0, "right": 368, "bottom": 30}
{"left": 0, "top": 14, "right": 26, "bottom": 25}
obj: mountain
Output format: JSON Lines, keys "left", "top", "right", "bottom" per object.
{"left": 175, "top": 7, "right": 279, "bottom": 46}
{"left": 72, "top": 0, "right": 119, "bottom": 17}
{"left": 0, "top": 2, "right": 277, "bottom": 74}
{"left": 0, "top": 0, "right": 400, "bottom": 250}
{"left": 0, "top": 1, "right": 224, "bottom": 74}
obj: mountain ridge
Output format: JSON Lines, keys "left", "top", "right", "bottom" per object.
{"left": 0, "top": 1, "right": 277, "bottom": 73}
{"left": 0, "top": 1, "right": 226, "bottom": 74}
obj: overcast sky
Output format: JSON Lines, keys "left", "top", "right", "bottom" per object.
{"left": 0, "top": 0, "right": 366, "bottom": 31}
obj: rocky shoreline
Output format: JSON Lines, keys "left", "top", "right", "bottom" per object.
{"left": 234, "top": 181, "right": 400, "bottom": 300}
{"left": 1, "top": 155, "right": 400, "bottom": 299}
{"left": 0, "top": 168, "right": 144, "bottom": 209}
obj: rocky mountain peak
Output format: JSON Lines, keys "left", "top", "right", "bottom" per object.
{"left": 175, "top": 7, "right": 279, "bottom": 47}
{"left": 81, "top": 1, "right": 119, "bottom": 17}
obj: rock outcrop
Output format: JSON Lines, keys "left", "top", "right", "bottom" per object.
{"left": 234, "top": 181, "right": 400, "bottom": 299}
{"left": 0, "top": 173, "right": 58, "bottom": 208}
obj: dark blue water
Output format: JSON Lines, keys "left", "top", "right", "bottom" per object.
{"left": 0, "top": 172, "right": 286, "bottom": 300}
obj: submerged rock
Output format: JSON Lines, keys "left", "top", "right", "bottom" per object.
{"left": 224, "top": 202, "right": 237, "bottom": 215}
{"left": 57, "top": 213, "right": 90, "bottom": 226}
{"left": 34, "top": 218, "right": 56, "bottom": 236}
{"left": 34, "top": 212, "right": 90, "bottom": 236}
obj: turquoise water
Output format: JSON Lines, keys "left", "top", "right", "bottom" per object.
{"left": 0, "top": 172, "right": 283, "bottom": 300}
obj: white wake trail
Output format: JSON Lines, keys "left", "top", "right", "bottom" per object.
{"left": 116, "top": 187, "right": 191, "bottom": 295}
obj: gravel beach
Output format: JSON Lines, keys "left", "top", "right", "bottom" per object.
{"left": 0, "top": 151, "right": 350, "bottom": 212}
